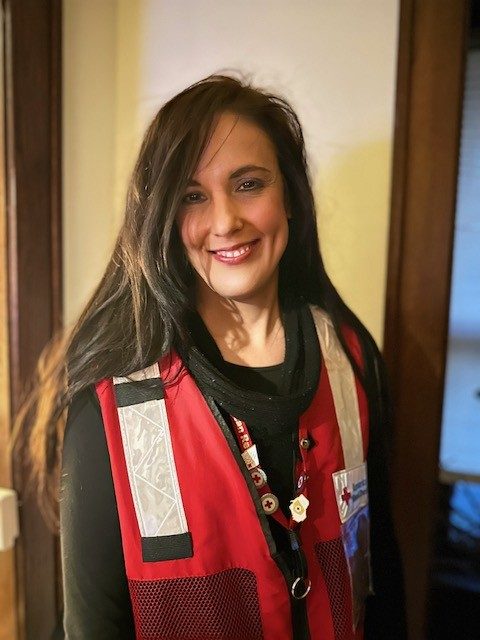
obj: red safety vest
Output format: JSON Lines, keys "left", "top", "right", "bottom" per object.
{"left": 96, "top": 308, "right": 369, "bottom": 640}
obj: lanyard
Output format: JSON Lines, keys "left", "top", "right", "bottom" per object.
{"left": 230, "top": 415, "right": 311, "bottom": 530}
{"left": 230, "top": 415, "right": 312, "bottom": 599}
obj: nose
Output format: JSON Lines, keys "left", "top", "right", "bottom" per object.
{"left": 210, "top": 193, "right": 243, "bottom": 236}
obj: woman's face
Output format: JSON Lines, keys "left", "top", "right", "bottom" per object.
{"left": 177, "top": 112, "right": 289, "bottom": 307}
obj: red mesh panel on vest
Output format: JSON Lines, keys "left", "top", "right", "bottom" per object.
{"left": 129, "top": 567, "right": 263, "bottom": 640}
{"left": 315, "top": 538, "right": 352, "bottom": 640}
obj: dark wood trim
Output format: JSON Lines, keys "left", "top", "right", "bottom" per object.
{"left": 0, "top": 6, "right": 18, "bottom": 638}
{"left": 384, "top": 1, "right": 469, "bottom": 637}
{"left": 49, "top": 0, "right": 63, "bottom": 336}
{"left": 4, "top": 1, "right": 62, "bottom": 638}
{"left": 383, "top": 0, "right": 413, "bottom": 385}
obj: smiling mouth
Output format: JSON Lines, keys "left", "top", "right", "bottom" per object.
{"left": 209, "top": 239, "right": 259, "bottom": 262}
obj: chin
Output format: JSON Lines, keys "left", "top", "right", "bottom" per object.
{"left": 195, "top": 270, "right": 280, "bottom": 307}
{"left": 212, "top": 288, "right": 261, "bottom": 303}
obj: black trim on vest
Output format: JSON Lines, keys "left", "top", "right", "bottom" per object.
{"left": 114, "top": 379, "right": 164, "bottom": 407}
{"left": 141, "top": 532, "right": 193, "bottom": 562}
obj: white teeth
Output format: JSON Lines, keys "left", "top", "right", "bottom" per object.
{"left": 216, "top": 244, "right": 251, "bottom": 258}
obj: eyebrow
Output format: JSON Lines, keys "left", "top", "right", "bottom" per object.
{"left": 187, "top": 164, "right": 272, "bottom": 187}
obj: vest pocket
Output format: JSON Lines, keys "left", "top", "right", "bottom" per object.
{"left": 141, "top": 532, "right": 193, "bottom": 562}
{"left": 128, "top": 567, "right": 263, "bottom": 640}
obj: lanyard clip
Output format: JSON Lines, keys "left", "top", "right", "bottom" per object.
{"left": 288, "top": 531, "right": 312, "bottom": 599}
{"left": 291, "top": 576, "right": 312, "bottom": 600}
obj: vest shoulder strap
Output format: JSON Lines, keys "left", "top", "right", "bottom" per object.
{"left": 309, "top": 305, "right": 364, "bottom": 468}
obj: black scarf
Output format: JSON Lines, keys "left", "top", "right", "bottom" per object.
{"left": 182, "top": 304, "right": 321, "bottom": 429}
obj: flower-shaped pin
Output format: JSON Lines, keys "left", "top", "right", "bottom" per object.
{"left": 289, "top": 494, "right": 310, "bottom": 523}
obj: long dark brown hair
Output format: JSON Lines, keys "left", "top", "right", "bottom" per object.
{"left": 14, "top": 73, "right": 372, "bottom": 527}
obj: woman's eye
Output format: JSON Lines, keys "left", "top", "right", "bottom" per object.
{"left": 238, "top": 179, "right": 263, "bottom": 192}
{"left": 182, "top": 192, "right": 204, "bottom": 204}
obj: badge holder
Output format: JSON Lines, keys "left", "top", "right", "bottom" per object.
{"left": 332, "top": 462, "right": 373, "bottom": 630}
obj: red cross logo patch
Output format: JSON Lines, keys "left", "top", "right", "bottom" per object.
{"left": 341, "top": 486, "right": 352, "bottom": 505}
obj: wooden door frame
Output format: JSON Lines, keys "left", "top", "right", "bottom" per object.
{"left": 0, "top": 5, "right": 17, "bottom": 638}
{"left": 383, "top": 1, "right": 469, "bottom": 637}
{"left": 3, "top": 0, "right": 62, "bottom": 638}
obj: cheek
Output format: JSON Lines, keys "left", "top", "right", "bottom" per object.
{"left": 276, "top": 217, "right": 290, "bottom": 255}
{"left": 255, "top": 196, "right": 289, "bottom": 240}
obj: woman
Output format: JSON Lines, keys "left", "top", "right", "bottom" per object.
{"left": 18, "top": 75, "right": 406, "bottom": 639}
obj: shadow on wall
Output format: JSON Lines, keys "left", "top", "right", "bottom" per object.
{"left": 113, "top": 0, "right": 144, "bottom": 229}
{"left": 64, "top": 0, "right": 143, "bottom": 324}
{"left": 313, "top": 140, "right": 393, "bottom": 344}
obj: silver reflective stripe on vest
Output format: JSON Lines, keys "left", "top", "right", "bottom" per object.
{"left": 113, "top": 364, "right": 188, "bottom": 538}
{"left": 310, "top": 307, "right": 364, "bottom": 468}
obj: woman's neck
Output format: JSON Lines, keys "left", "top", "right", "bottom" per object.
{"left": 196, "top": 286, "right": 285, "bottom": 367}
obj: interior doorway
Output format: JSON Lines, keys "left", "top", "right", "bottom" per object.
{"left": 427, "top": 10, "right": 480, "bottom": 638}
{"left": 384, "top": 0, "right": 475, "bottom": 637}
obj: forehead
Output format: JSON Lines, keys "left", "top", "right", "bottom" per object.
{"left": 194, "top": 112, "right": 278, "bottom": 177}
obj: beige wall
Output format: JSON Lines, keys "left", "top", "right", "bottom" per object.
{"left": 63, "top": 0, "right": 399, "bottom": 344}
